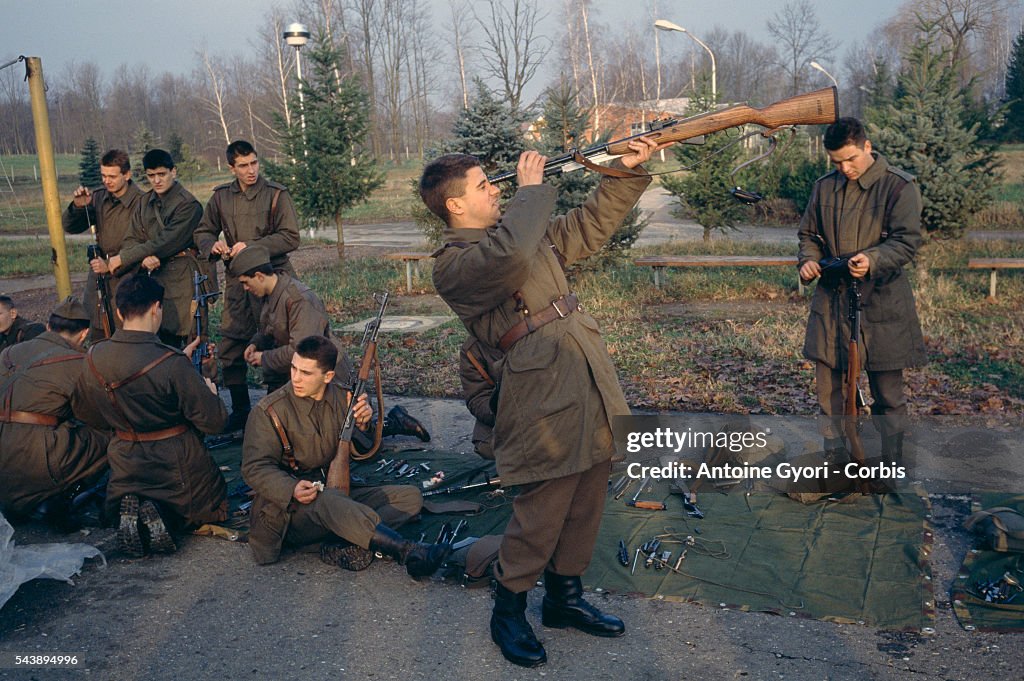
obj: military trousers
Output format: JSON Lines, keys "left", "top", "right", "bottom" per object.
{"left": 495, "top": 458, "right": 611, "bottom": 593}
{"left": 816, "top": 362, "right": 906, "bottom": 440}
{"left": 218, "top": 276, "right": 262, "bottom": 387}
{"left": 284, "top": 484, "right": 422, "bottom": 550}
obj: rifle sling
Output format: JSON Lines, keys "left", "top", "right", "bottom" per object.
{"left": 265, "top": 404, "right": 299, "bottom": 472}
{"left": 570, "top": 149, "right": 646, "bottom": 179}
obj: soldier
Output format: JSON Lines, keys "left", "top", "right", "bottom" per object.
{"left": 0, "top": 297, "right": 109, "bottom": 529}
{"left": 231, "top": 245, "right": 429, "bottom": 444}
{"left": 62, "top": 149, "right": 143, "bottom": 340}
{"left": 73, "top": 275, "right": 228, "bottom": 558}
{"left": 242, "top": 335, "right": 450, "bottom": 578}
{"left": 109, "top": 149, "right": 204, "bottom": 347}
{"left": 194, "top": 140, "right": 301, "bottom": 431}
{"left": 0, "top": 295, "right": 45, "bottom": 352}
{"left": 421, "top": 138, "right": 669, "bottom": 667}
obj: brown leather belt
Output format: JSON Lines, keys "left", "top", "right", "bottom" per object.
{"left": 172, "top": 247, "right": 199, "bottom": 259}
{"left": 0, "top": 410, "right": 59, "bottom": 426}
{"left": 498, "top": 293, "right": 580, "bottom": 352}
{"left": 115, "top": 424, "right": 188, "bottom": 442}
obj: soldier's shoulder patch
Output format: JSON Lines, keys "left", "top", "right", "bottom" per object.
{"left": 212, "top": 182, "right": 233, "bottom": 193}
{"left": 264, "top": 179, "right": 288, "bottom": 191}
{"left": 886, "top": 165, "right": 916, "bottom": 183}
{"left": 815, "top": 168, "right": 840, "bottom": 185}
{"left": 257, "top": 388, "right": 289, "bottom": 410}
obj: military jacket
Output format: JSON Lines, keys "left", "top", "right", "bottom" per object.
{"left": 459, "top": 336, "right": 498, "bottom": 459}
{"left": 0, "top": 317, "right": 45, "bottom": 353}
{"left": 797, "top": 153, "right": 926, "bottom": 371}
{"left": 433, "top": 164, "right": 650, "bottom": 485}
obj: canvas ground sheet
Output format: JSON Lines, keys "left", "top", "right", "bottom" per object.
{"left": 951, "top": 493, "right": 1024, "bottom": 632}
{"left": 199, "top": 444, "right": 934, "bottom": 630}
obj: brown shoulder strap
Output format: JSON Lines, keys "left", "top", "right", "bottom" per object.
{"left": 464, "top": 349, "right": 495, "bottom": 387}
{"left": 86, "top": 347, "right": 176, "bottom": 436}
{"left": 571, "top": 149, "right": 645, "bottom": 179}
{"left": 29, "top": 353, "right": 82, "bottom": 369}
{"left": 268, "top": 188, "right": 282, "bottom": 230}
{"left": 265, "top": 404, "right": 298, "bottom": 472}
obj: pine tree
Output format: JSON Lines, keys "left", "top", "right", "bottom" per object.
{"left": 660, "top": 91, "right": 747, "bottom": 241}
{"left": 265, "top": 35, "right": 383, "bottom": 257}
{"left": 77, "top": 137, "right": 102, "bottom": 189}
{"left": 1002, "top": 28, "right": 1024, "bottom": 142}
{"left": 869, "top": 25, "right": 999, "bottom": 240}
{"left": 130, "top": 124, "right": 157, "bottom": 188}
{"left": 167, "top": 132, "right": 202, "bottom": 186}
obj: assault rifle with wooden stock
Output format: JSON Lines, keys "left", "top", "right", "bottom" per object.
{"left": 326, "top": 291, "right": 389, "bottom": 496}
{"left": 487, "top": 86, "right": 839, "bottom": 183}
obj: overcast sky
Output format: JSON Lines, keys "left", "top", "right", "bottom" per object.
{"left": 0, "top": 0, "right": 996, "bottom": 100}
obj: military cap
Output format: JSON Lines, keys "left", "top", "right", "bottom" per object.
{"left": 229, "top": 244, "right": 271, "bottom": 276}
{"left": 52, "top": 295, "right": 90, "bottom": 321}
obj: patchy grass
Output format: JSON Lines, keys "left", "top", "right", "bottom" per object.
{"left": 0, "top": 238, "right": 91, "bottom": 277}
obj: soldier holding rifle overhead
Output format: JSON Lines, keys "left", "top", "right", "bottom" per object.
{"left": 421, "top": 135, "right": 673, "bottom": 668}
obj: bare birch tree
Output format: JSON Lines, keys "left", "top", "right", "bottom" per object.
{"left": 198, "top": 49, "right": 233, "bottom": 144}
{"left": 767, "top": 0, "right": 837, "bottom": 95}
{"left": 473, "top": 0, "right": 551, "bottom": 111}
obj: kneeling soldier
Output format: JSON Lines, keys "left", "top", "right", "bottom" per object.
{"left": 242, "top": 335, "right": 449, "bottom": 577}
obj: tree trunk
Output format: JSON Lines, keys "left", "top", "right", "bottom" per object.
{"left": 703, "top": 226, "right": 711, "bottom": 243}
{"left": 336, "top": 212, "right": 346, "bottom": 260}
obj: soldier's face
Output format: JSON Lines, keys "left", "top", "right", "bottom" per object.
{"left": 291, "top": 354, "right": 333, "bottom": 400}
{"left": 827, "top": 140, "right": 874, "bottom": 182}
{"left": 100, "top": 165, "right": 130, "bottom": 197}
{"left": 449, "top": 166, "right": 501, "bottom": 227}
{"left": 145, "top": 166, "right": 177, "bottom": 195}
{"left": 238, "top": 274, "right": 268, "bottom": 297}
{"left": 230, "top": 153, "right": 260, "bottom": 189}
{"left": 0, "top": 305, "right": 15, "bottom": 333}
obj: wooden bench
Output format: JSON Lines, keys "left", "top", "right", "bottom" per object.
{"left": 634, "top": 255, "right": 804, "bottom": 292}
{"left": 968, "top": 257, "right": 1024, "bottom": 300}
{"left": 386, "top": 252, "right": 433, "bottom": 292}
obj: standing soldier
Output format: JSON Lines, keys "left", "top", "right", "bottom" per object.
{"left": 73, "top": 275, "right": 228, "bottom": 558}
{"left": 0, "top": 297, "right": 109, "bottom": 530}
{"left": 0, "top": 295, "right": 45, "bottom": 352}
{"left": 109, "top": 149, "right": 204, "bottom": 348}
{"left": 62, "top": 149, "right": 143, "bottom": 340}
{"left": 194, "top": 140, "right": 300, "bottom": 431}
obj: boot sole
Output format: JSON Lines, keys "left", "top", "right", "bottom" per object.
{"left": 117, "top": 494, "right": 144, "bottom": 558}
{"left": 490, "top": 626, "right": 547, "bottom": 668}
{"left": 139, "top": 500, "right": 176, "bottom": 554}
{"left": 321, "top": 541, "right": 375, "bottom": 571}
{"left": 542, "top": 606, "right": 626, "bottom": 637}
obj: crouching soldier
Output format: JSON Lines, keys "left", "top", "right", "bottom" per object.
{"left": 0, "top": 297, "right": 109, "bottom": 529}
{"left": 73, "top": 275, "right": 228, "bottom": 557}
{"left": 242, "top": 335, "right": 450, "bottom": 578}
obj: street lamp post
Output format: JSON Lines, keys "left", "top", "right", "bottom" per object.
{"left": 655, "top": 19, "right": 716, "bottom": 103}
{"left": 809, "top": 60, "right": 838, "bottom": 88}
{"left": 283, "top": 22, "right": 310, "bottom": 135}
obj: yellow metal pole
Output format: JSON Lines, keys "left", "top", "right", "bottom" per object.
{"left": 25, "top": 56, "right": 71, "bottom": 300}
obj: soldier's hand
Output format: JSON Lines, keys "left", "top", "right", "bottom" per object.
{"left": 90, "top": 258, "right": 110, "bottom": 275}
{"left": 228, "top": 242, "right": 248, "bottom": 258}
{"left": 243, "top": 344, "right": 257, "bottom": 364}
{"left": 293, "top": 480, "right": 319, "bottom": 504}
{"left": 620, "top": 136, "right": 666, "bottom": 169}
{"left": 107, "top": 254, "right": 122, "bottom": 273}
{"left": 799, "top": 260, "right": 821, "bottom": 282}
{"left": 516, "top": 151, "right": 547, "bottom": 187}
{"left": 204, "top": 377, "right": 217, "bottom": 395}
{"left": 211, "top": 241, "right": 231, "bottom": 258}
{"left": 72, "top": 186, "right": 91, "bottom": 208}
{"left": 350, "top": 393, "right": 372, "bottom": 429}
{"left": 183, "top": 335, "right": 202, "bottom": 360}
{"left": 249, "top": 351, "right": 263, "bottom": 367}
{"left": 848, "top": 253, "right": 870, "bottom": 279}
{"left": 141, "top": 255, "right": 161, "bottom": 271}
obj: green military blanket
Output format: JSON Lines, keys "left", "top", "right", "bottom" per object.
{"left": 951, "top": 493, "right": 1024, "bottom": 632}
{"left": 201, "top": 444, "right": 935, "bottom": 631}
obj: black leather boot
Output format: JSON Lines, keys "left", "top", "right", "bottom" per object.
{"left": 491, "top": 582, "right": 546, "bottom": 667}
{"left": 368, "top": 524, "right": 450, "bottom": 579}
{"left": 541, "top": 572, "right": 625, "bottom": 637}
{"left": 224, "top": 385, "right": 251, "bottom": 433}
{"left": 382, "top": 405, "right": 430, "bottom": 442}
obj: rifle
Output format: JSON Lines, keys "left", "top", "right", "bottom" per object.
{"left": 190, "top": 271, "right": 221, "bottom": 375}
{"left": 488, "top": 86, "right": 838, "bottom": 183}
{"left": 326, "top": 291, "right": 389, "bottom": 495}
{"left": 845, "top": 278, "right": 869, "bottom": 487}
{"left": 84, "top": 202, "right": 116, "bottom": 339}
{"left": 422, "top": 473, "right": 501, "bottom": 497}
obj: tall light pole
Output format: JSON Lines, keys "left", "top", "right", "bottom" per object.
{"left": 809, "top": 60, "right": 838, "bottom": 88}
{"left": 284, "top": 22, "right": 310, "bottom": 135}
{"left": 655, "top": 19, "right": 716, "bottom": 103}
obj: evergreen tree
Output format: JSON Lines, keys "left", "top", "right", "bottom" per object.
{"left": 77, "top": 137, "right": 102, "bottom": 189}
{"left": 130, "top": 124, "right": 157, "bottom": 188}
{"left": 869, "top": 25, "right": 999, "bottom": 240}
{"left": 167, "top": 132, "right": 202, "bottom": 186}
{"left": 660, "top": 91, "right": 747, "bottom": 241}
{"left": 265, "top": 35, "right": 383, "bottom": 257}
{"left": 1002, "top": 28, "right": 1024, "bottom": 142}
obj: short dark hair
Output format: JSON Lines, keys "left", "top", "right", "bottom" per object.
{"left": 295, "top": 335, "right": 337, "bottom": 374}
{"left": 0, "top": 295, "right": 13, "bottom": 311}
{"left": 240, "top": 263, "right": 275, "bottom": 278}
{"left": 226, "top": 140, "right": 257, "bottom": 166}
{"left": 115, "top": 274, "right": 164, "bottom": 320}
{"left": 824, "top": 117, "right": 868, "bottom": 151}
{"left": 48, "top": 313, "right": 89, "bottom": 334}
{"left": 100, "top": 149, "right": 130, "bottom": 173}
{"left": 142, "top": 148, "right": 175, "bottom": 171}
{"left": 419, "top": 153, "right": 482, "bottom": 224}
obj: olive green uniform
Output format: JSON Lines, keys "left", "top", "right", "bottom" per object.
{"left": 459, "top": 336, "right": 498, "bottom": 460}
{"left": 251, "top": 272, "right": 353, "bottom": 392}
{"left": 62, "top": 182, "right": 143, "bottom": 339}
{"left": 72, "top": 330, "right": 228, "bottom": 526}
{"left": 119, "top": 182, "right": 204, "bottom": 341}
{"left": 0, "top": 332, "right": 109, "bottom": 515}
{"left": 797, "top": 153, "right": 926, "bottom": 418}
{"left": 0, "top": 317, "right": 45, "bottom": 353}
{"left": 242, "top": 382, "right": 422, "bottom": 565}
{"left": 432, "top": 162, "right": 650, "bottom": 592}
{"left": 194, "top": 176, "right": 300, "bottom": 388}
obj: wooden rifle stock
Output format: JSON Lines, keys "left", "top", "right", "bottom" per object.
{"left": 488, "top": 86, "right": 838, "bottom": 183}
{"left": 845, "top": 281, "right": 867, "bottom": 472}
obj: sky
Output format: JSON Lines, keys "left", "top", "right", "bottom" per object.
{"left": 0, "top": 0, "right": 973, "bottom": 101}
